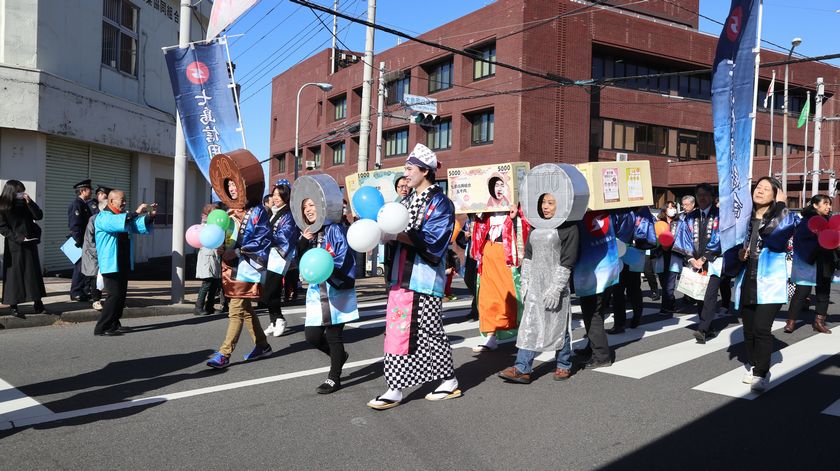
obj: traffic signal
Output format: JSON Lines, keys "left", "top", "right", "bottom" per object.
{"left": 412, "top": 113, "right": 440, "bottom": 126}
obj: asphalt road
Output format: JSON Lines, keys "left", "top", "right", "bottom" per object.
{"left": 1, "top": 283, "right": 839, "bottom": 470}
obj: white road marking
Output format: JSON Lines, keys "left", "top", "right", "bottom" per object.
{"left": 821, "top": 398, "right": 840, "bottom": 417}
{"left": 0, "top": 378, "right": 54, "bottom": 430}
{"left": 693, "top": 326, "right": 840, "bottom": 399}
{"left": 595, "top": 321, "right": 788, "bottom": 379}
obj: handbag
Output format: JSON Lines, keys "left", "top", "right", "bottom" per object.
{"left": 383, "top": 286, "right": 414, "bottom": 355}
{"left": 676, "top": 266, "right": 710, "bottom": 300}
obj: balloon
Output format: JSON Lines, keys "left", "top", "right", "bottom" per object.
{"left": 299, "top": 248, "right": 335, "bottom": 285}
{"left": 185, "top": 224, "right": 204, "bottom": 249}
{"left": 616, "top": 240, "right": 627, "bottom": 257}
{"left": 828, "top": 214, "right": 840, "bottom": 231}
{"left": 818, "top": 230, "right": 840, "bottom": 250}
{"left": 658, "top": 230, "right": 675, "bottom": 249}
{"left": 199, "top": 224, "right": 226, "bottom": 249}
{"left": 377, "top": 202, "right": 410, "bottom": 234}
{"left": 352, "top": 186, "right": 386, "bottom": 220}
{"left": 654, "top": 221, "right": 669, "bottom": 238}
{"left": 206, "top": 209, "right": 230, "bottom": 231}
{"left": 451, "top": 219, "right": 462, "bottom": 244}
{"left": 808, "top": 216, "right": 828, "bottom": 234}
{"left": 347, "top": 219, "right": 382, "bottom": 253}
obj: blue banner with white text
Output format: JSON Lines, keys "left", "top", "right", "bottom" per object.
{"left": 164, "top": 41, "right": 242, "bottom": 183}
{"left": 712, "top": 0, "right": 759, "bottom": 253}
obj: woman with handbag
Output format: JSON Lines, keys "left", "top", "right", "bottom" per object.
{"left": 734, "top": 177, "right": 797, "bottom": 393}
{"left": 0, "top": 180, "right": 46, "bottom": 318}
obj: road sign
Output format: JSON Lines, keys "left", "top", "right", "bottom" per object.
{"left": 402, "top": 93, "right": 437, "bottom": 114}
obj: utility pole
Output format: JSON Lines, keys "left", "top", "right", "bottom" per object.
{"left": 768, "top": 70, "right": 775, "bottom": 176}
{"left": 330, "top": 0, "right": 338, "bottom": 74}
{"left": 803, "top": 90, "right": 810, "bottom": 208}
{"left": 782, "top": 38, "right": 802, "bottom": 195}
{"left": 812, "top": 77, "right": 824, "bottom": 196}
{"left": 375, "top": 61, "right": 385, "bottom": 169}
{"left": 171, "top": 0, "right": 191, "bottom": 304}
{"left": 356, "top": 0, "right": 376, "bottom": 173}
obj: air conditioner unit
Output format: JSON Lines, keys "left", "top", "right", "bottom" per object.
{"left": 616, "top": 152, "right": 628, "bottom": 162}
{"left": 305, "top": 160, "right": 316, "bottom": 169}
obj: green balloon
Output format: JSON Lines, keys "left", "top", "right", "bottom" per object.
{"left": 206, "top": 209, "right": 230, "bottom": 231}
{"left": 300, "top": 248, "right": 334, "bottom": 285}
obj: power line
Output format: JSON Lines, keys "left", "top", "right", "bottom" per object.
{"left": 230, "top": 2, "right": 288, "bottom": 46}
{"left": 233, "top": 5, "right": 304, "bottom": 60}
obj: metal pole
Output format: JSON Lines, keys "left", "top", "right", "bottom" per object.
{"left": 812, "top": 77, "right": 824, "bottom": 196}
{"left": 803, "top": 90, "right": 809, "bottom": 207}
{"left": 782, "top": 60, "right": 790, "bottom": 195}
{"left": 747, "top": 0, "right": 763, "bottom": 183}
{"left": 375, "top": 61, "right": 385, "bottom": 169}
{"left": 221, "top": 36, "right": 247, "bottom": 149}
{"left": 330, "top": 0, "right": 338, "bottom": 75}
{"left": 295, "top": 85, "right": 304, "bottom": 181}
{"left": 356, "top": 0, "right": 376, "bottom": 173}
{"left": 170, "top": 0, "right": 191, "bottom": 304}
{"left": 768, "top": 70, "right": 775, "bottom": 176}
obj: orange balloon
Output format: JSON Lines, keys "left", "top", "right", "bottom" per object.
{"left": 451, "top": 219, "right": 462, "bottom": 244}
{"left": 654, "top": 221, "right": 669, "bottom": 238}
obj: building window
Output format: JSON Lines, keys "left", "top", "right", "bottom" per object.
{"left": 276, "top": 154, "right": 286, "bottom": 173}
{"left": 310, "top": 147, "right": 321, "bottom": 169}
{"left": 331, "top": 95, "right": 347, "bottom": 121}
{"left": 154, "top": 178, "right": 174, "bottom": 225}
{"left": 472, "top": 42, "right": 496, "bottom": 80}
{"left": 331, "top": 141, "right": 345, "bottom": 165}
{"left": 427, "top": 59, "right": 453, "bottom": 93}
{"left": 295, "top": 153, "right": 302, "bottom": 172}
{"left": 596, "top": 118, "right": 715, "bottom": 160}
{"left": 592, "top": 52, "right": 712, "bottom": 101}
{"left": 426, "top": 118, "right": 452, "bottom": 150}
{"left": 470, "top": 110, "right": 494, "bottom": 145}
{"left": 384, "top": 128, "right": 409, "bottom": 157}
{"left": 386, "top": 72, "right": 411, "bottom": 105}
{"left": 102, "top": 0, "right": 139, "bottom": 76}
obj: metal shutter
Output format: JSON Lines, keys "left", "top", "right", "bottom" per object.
{"left": 44, "top": 138, "right": 90, "bottom": 272}
{"left": 90, "top": 146, "right": 132, "bottom": 206}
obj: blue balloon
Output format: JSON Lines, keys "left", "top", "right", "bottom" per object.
{"left": 352, "top": 186, "right": 386, "bottom": 220}
{"left": 299, "top": 248, "right": 334, "bottom": 285}
{"left": 199, "top": 224, "right": 226, "bottom": 249}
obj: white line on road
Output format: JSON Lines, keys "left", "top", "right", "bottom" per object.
{"left": 693, "top": 326, "right": 840, "bottom": 399}
{"left": 0, "top": 378, "right": 55, "bottom": 430}
{"left": 821, "top": 398, "right": 840, "bottom": 417}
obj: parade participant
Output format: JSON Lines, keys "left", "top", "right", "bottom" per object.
{"left": 470, "top": 204, "right": 529, "bottom": 352}
{"left": 498, "top": 193, "right": 579, "bottom": 384}
{"left": 0, "top": 180, "right": 46, "bottom": 318}
{"left": 672, "top": 183, "right": 723, "bottom": 343}
{"left": 787, "top": 194, "right": 833, "bottom": 334}
{"left": 93, "top": 190, "right": 155, "bottom": 336}
{"left": 195, "top": 204, "right": 222, "bottom": 316}
{"left": 206, "top": 151, "right": 273, "bottom": 368}
{"left": 68, "top": 179, "right": 94, "bottom": 301}
{"left": 395, "top": 176, "right": 410, "bottom": 200}
{"left": 292, "top": 174, "right": 359, "bottom": 394}
{"left": 734, "top": 177, "right": 797, "bottom": 392}
{"left": 485, "top": 175, "right": 511, "bottom": 209}
{"left": 456, "top": 215, "right": 479, "bottom": 320}
{"left": 367, "top": 144, "right": 457, "bottom": 410}
{"left": 680, "top": 195, "right": 696, "bottom": 219}
{"left": 261, "top": 183, "right": 300, "bottom": 336}
{"left": 82, "top": 186, "right": 113, "bottom": 311}
{"left": 652, "top": 201, "right": 682, "bottom": 316}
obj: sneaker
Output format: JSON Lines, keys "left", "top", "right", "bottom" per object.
{"left": 243, "top": 344, "right": 272, "bottom": 361}
{"left": 263, "top": 322, "right": 275, "bottom": 336}
{"left": 272, "top": 319, "right": 288, "bottom": 337}
{"left": 92, "top": 300, "right": 103, "bottom": 311}
{"left": 316, "top": 378, "right": 341, "bottom": 394}
{"left": 741, "top": 366, "right": 754, "bottom": 384}
{"left": 207, "top": 352, "right": 230, "bottom": 369}
{"left": 751, "top": 374, "right": 769, "bottom": 393}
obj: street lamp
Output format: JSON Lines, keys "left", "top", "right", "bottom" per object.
{"left": 781, "top": 37, "right": 802, "bottom": 196}
{"left": 295, "top": 82, "right": 333, "bottom": 181}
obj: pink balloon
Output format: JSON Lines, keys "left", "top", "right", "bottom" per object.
{"left": 186, "top": 224, "right": 204, "bottom": 249}
{"left": 828, "top": 215, "right": 840, "bottom": 231}
{"left": 658, "top": 231, "right": 675, "bottom": 249}
{"left": 808, "top": 216, "right": 827, "bottom": 234}
{"left": 818, "top": 229, "right": 840, "bottom": 250}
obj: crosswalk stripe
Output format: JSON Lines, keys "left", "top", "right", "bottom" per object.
{"left": 821, "top": 398, "right": 840, "bottom": 417}
{"left": 595, "top": 320, "right": 788, "bottom": 379}
{"left": 693, "top": 326, "right": 840, "bottom": 399}
{"left": 0, "top": 378, "right": 54, "bottom": 429}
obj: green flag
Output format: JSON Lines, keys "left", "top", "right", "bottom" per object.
{"left": 797, "top": 97, "right": 810, "bottom": 128}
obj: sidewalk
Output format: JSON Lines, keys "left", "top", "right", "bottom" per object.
{"left": 0, "top": 275, "right": 399, "bottom": 330}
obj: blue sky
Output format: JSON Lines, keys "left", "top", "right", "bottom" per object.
{"left": 224, "top": 0, "right": 840, "bottom": 184}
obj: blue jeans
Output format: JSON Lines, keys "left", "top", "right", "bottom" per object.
{"left": 514, "top": 330, "right": 572, "bottom": 373}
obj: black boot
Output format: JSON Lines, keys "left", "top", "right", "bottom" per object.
{"left": 33, "top": 300, "right": 45, "bottom": 314}
{"left": 9, "top": 305, "right": 24, "bottom": 319}
{"left": 195, "top": 281, "right": 210, "bottom": 315}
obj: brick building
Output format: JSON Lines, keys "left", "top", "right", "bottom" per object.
{"left": 269, "top": 0, "right": 840, "bottom": 208}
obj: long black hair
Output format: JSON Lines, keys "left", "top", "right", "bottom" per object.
{"left": 271, "top": 184, "right": 291, "bottom": 206}
{"left": 0, "top": 180, "right": 24, "bottom": 213}
{"left": 802, "top": 194, "right": 832, "bottom": 218}
{"left": 752, "top": 176, "right": 786, "bottom": 234}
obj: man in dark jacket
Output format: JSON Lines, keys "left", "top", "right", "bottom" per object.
{"left": 68, "top": 179, "right": 93, "bottom": 301}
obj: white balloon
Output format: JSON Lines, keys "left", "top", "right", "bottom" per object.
{"left": 616, "top": 240, "right": 627, "bottom": 258}
{"left": 347, "top": 218, "right": 382, "bottom": 253}
{"left": 377, "top": 202, "right": 410, "bottom": 234}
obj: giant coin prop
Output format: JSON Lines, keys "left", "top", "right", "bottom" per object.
{"left": 209, "top": 149, "right": 265, "bottom": 209}
{"left": 519, "top": 163, "right": 590, "bottom": 228}
{"left": 290, "top": 174, "right": 344, "bottom": 233}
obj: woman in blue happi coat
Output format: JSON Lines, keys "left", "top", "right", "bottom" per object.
{"left": 261, "top": 182, "right": 300, "bottom": 337}
{"left": 786, "top": 194, "right": 833, "bottom": 334}
{"left": 299, "top": 196, "right": 358, "bottom": 394}
{"left": 651, "top": 201, "right": 683, "bottom": 316}
{"left": 734, "top": 177, "right": 798, "bottom": 393}
{"left": 610, "top": 207, "right": 658, "bottom": 334}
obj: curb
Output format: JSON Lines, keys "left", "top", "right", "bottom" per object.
{"left": 0, "top": 304, "right": 196, "bottom": 330}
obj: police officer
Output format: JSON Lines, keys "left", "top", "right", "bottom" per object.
{"left": 68, "top": 179, "right": 93, "bottom": 301}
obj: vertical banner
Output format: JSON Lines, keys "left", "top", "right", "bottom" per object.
{"left": 164, "top": 41, "right": 242, "bottom": 183}
{"left": 207, "top": 0, "right": 261, "bottom": 40}
{"left": 712, "top": 0, "right": 760, "bottom": 252}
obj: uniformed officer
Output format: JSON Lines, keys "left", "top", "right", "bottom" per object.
{"left": 68, "top": 179, "right": 93, "bottom": 301}
{"left": 92, "top": 186, "right": 110, "bottom": 215}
